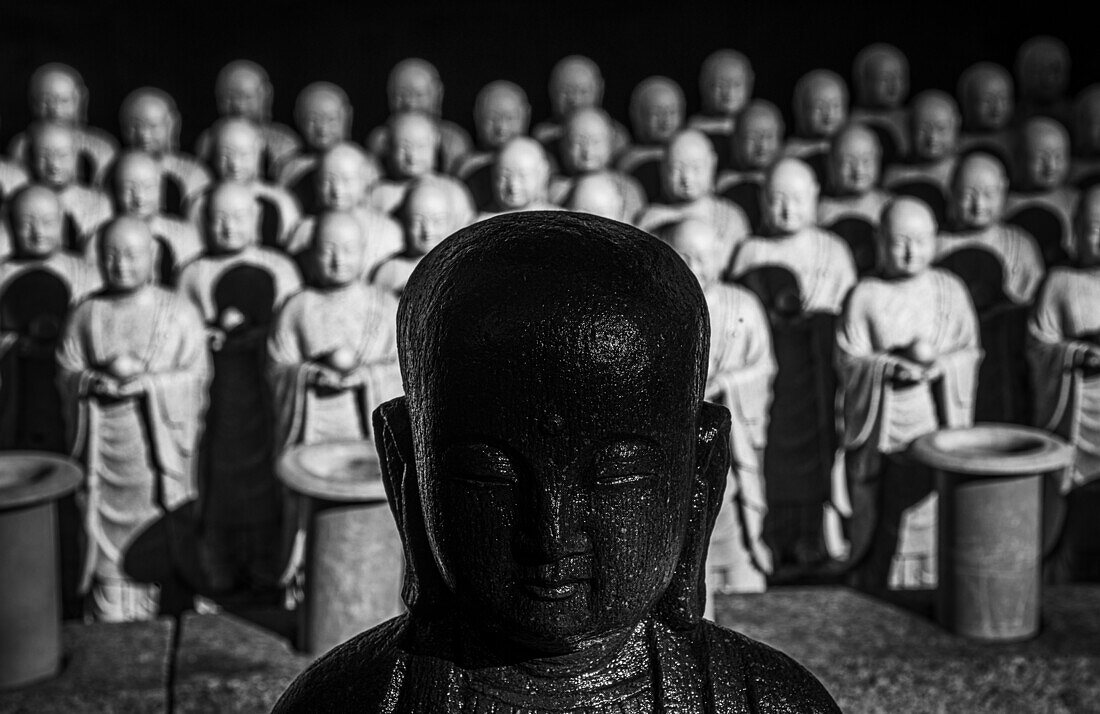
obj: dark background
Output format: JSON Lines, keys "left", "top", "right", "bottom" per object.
{"left": 0, "top": 1, "right": 1090, "bottom": 151}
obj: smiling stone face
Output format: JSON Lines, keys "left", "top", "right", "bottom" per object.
{"left": 396, "top": 212, "right": 711, "bottom": 653}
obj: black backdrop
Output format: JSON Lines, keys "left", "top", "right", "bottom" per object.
{"left": 0, "top": 1, "right": 1091, "bottom": 151}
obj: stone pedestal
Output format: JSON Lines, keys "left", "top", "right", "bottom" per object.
{"left": 0, "top": 453, "right": 82, "bottom": 689}
{"left": 910, "top": 425, "right": 1073, "bottom": 641}
{"left": 277, "top": 441, "right": 404, "bottom": 655}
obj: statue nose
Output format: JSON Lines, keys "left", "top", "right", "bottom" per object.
{"left": 517, "top": 484, "right": 588, "bottom": 563}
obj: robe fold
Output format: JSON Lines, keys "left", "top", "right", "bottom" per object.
{"left": 837, "top": 270, "right": 980, "bottom": 589}
{"left": 57, "top": 287, "right": 209, "bottom": 620}
{"left": 935, "top": 224, "right": 1045, "bottom": 305}
{"left": 704, "top": 283, "right": 776, "bottom": 592}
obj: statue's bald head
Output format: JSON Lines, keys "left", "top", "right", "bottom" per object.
{"left": 794, "top": 69, "right": 848, "bottom": 138}
{"left": 549, "top": 55, "right": 604, "bottom": 118}
{"left": 29, "top": 63, "right": 85, "bottom": 125}
{"left": 663, "top": 129, "right": 716, "bottom": 201}
{"left": 389, "top": 58, "right": 443, "bottom": 116}
{"left": 733, "top": 100, "right": 784, "bottom": 170}
{"left": 28, "top": 121, "right": 78, "bottom": 188}
{"left": 120, "top": 87, "right": 178, "bottom": 154}
{"left": 318, "top": 142, "right": 374, "bottom": 210}
{"left": 493, "top": 136, "right": 550, "bottom": 209}
{"left": 630, "top": 76, "right": 685, "bottom": 144}
{"left": 879, "top": 197, "right": 937, "bottom": 277}
{"left": 389, "top": 111, "right": 441, "bottom": 178}
{"left": 829, "top": 122, "right": 881, "bottom": 194}
{"left": 764, "top": 157, "right": 819, "bottom": 233}
{"left": 566, "top": 172, "right": 625, "bottom": 221}
{"left": 402, "top": 180, "right": 452, "bottom": 254}
{"left": 474, "top": 81, "right": 530, "bottom": 149}
{"left": 99, "top": 216, "right": 156, "bottom": 291}
{"left": 216, "top": 60, "right": 272, "bottom": 121}
{"left": 658, "top": 218, "right": 723, "bottom": 287}
{"left": 699, "top": 50, "right": 753, "bottom": 117}
{"left": 910, "top": 90, "right": 960, "bottom": 160}
{"left": 561, "top": 107, "right": 614, "bottom": 173}
{"left": 310, "top": 210, "right": 366, "bottom": 287}
{"left": 958, "top": 62, "right": 1013, "bottom": 131}
{"left": 1018, "top": 117, "right": 1070, "bottom": 190}
{"left": 207, "top": 181, "right": 259, "bottom": 252}
{"left": 951, "top": 152, "right": 1008, "bottom": 229}
{"left": 8, "top": 184, "right": 64, "bottom": 258}
{"left": 295, "top": 82, "right": 352, "bottom": 151}
{"left": 212, "top": 117, "right": 263, "bottom": 182}
{"left": 853, "top": 44, "right": 909, "bottom": 109}
{"left": 1016, "top": 36, "right": 1070, "bottom": 103}
{"left": 113, "top": 150, "right": 162, "bottom": 217}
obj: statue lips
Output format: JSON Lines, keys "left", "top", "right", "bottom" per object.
{"left": 517, "top": 556, "right": 593, "bottom": 602}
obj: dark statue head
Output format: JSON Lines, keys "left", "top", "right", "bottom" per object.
{"left": 374, "top": 211, "right": 730, "bottom": 657}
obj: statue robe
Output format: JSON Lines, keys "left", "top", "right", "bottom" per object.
{"left": 782, "top": 138, "right": 830, "bottom": 185}
{"left": 369, "top": 252, "right": 421, "bottom": 297}
{"left": 687, "top": 114, "right": 736, "bottom": 171}
{"left": 178, "top": 245, "right": 300, "bottom": 590}
{"left": 157, "top": 152, "right": 213, "bottom": 217}
{"left": 881, "top": 157, "right": 955, "bottom": 225}
{"left": 273, "top": 615, "right": 840, "bottom": 714}
{"left": 367, "top": 174, "right": 476, "bottom": 228}
{"left": 286, "top": 206, "right": 403, "bottom": 279}
{"left": 549, "top": 169, "right": 647, "bottom": 224}
{"left": 837, "top": 270, "right": 980, "bottom": 590}
{"left": 704, "top": 283, "right": 776, "bottom": 594}
{"left": 0, "top": 159, "right": 28, "bottom": 203}
{"left": 186, "top": 181, "right": 302, "bottom": 253}
{"left": 367, "top": 121, "right": 473, "bottom": 177}
{"left": 729, "top": 228, "right": 856, "bottom": 569}
{"left": 716, "top": 171, "right": 766, "bottom": 235}
{"left": 455, "top": 150, "right": 497, "bottom": 212}
{"left": 1069, "top": 157, "right": 1100, "bottom": 191}
{"left": 636, "top": 196, "right": 751, "bottom": 266}
{"left": 958, "top": 129, "right": 1015, "bottom": 171}
{"left": 57, "top": 287, "right": 209, "bottom": 621}
{"left": 85, "top": 214, "right": 203, "bottom": 287}
{"left": 850, "top": 108, "right": 910, "bottom": 165}
{"left": 935, "top": 223, "right": 1045, "bottom": 305}
{"left": 195, "top": 121, "right": 302, "bottom": 183}
{"left": 615, "top": 145, "right": 666, "bottom": 203}
{"left": 268, "top": 282, "right": 402, "bottom": 449}
{"left": 1005, "top": 186, "right": 1077, "bottom": 265}
{"left": 55, "top": 183, "right": 114, "bottom": 254}
{"left": 9, "top": 126, "right": 119, "bottom": 186}
{"left": 817, "top": 189, "right": 891, "bottom": 227}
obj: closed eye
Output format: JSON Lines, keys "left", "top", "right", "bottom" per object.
{"left": 443, "top": 443, "right": 518, "bottom": 486}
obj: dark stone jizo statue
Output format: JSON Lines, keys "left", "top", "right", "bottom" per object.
{"left": 274, "top": 212, "right": 839, "bottom": 712}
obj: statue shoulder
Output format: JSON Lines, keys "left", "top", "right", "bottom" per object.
{"left": 273, "top": 615, "right": 412, "bottom": 714}
{"left": 701, "top": 622, "right": 841, "bottom": 713}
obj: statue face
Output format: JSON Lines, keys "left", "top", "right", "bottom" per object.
{"left": 208, "top": 188, "right": 258, "bottom": 252}
{"left": 562, "top": 113, "right": 613, "bottom": 173}
{"left": 495, "top": 144, "right": 547, "bottom": 209}
{"left": 1021, "top": 44, "right": 1069, "bottom": 103}
{"left": 421, "top": 299, "right": 701, "bottom": 652}
{"left": 214, "top": 124, "right": 262, "bottom": 182}
{"left": 551, "top": 63, "right": 601, "bottom": 117}
{"left": 115, "top": 157, "right": 162, "bottom": 218}
{"left": 638, "top": 88, "right": 683, "bottom": 144}
{"left": 123, "top": 97, "right": 173, "bottom": 155}
{"left": 913, "top": 101, "right": 958, "bottom": 160}
{"left": 865, "top": 54, "right": 906, "bottom": 109}
{"left": 33, "top": 70, "right": 80, "bottom": 124}
{"left": 391, "top": 118, "right": 438, "bottom": 178}
{"left": 881, "top": 204, "right": 936, "bottom": 278}
{"left": 11, "top": 191, "right": 64, "bottom": 258}
{"left": 312, "top": 217, "right": 365, "bottom": 287}
{"left": 952, "top": 159, "right": 1006, "bottom": 229}
{"left": 1024, "top": 128, "right": 1069, "bottom": 190}
{"left": 804, "top": 81, "right": 846, "bottom": 138}
{"left": 404, "top": 187, "right": 451, "bottom": 254}
{"left": 663, "top": 137, "right": 714, "bottom": 202}
{"left": 218, "top": 69, "right": 266, "bottom": 120}
{"left": 32, "top": 126, "right": 78, "bottom": 188}
{"left": 1075, "top": 193, "right": 1100, "bottom": 268}
{"left": 567, "top": 175, "right": 624, "bottom": 220}
{"left": 478, "top": 91, "right": 527, "bottom": 149}
{"left": 299, "top": 92, "right": 347, "bottom": 151}
{"left": 703, "top": 61, "right": 750, "bottom": 116}
{"left": 764, "top": 162, "right": 818, "bottom": 233}
{"left": 318, "top": 153, "right": 368, "bottom": 210}
{"left": 735, "top": 110, "right": 782, "bottom": 169}
{"left": 102, "top": 223, "right": 155, "bottom": 291}
{"left": 392, "top": 67, "right": 439, "bottom": 115}
{"left": 969, "top": 75, "right": 1012, "bottom": 130}
{"left": 831, "top": 131, "right": 880, "bottom": 194}
{"left": 666, "top": 222, "right": 721, "bottom": 286}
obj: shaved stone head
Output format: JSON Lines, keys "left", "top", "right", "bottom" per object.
{"left": 389, "top": 58, "right": 443, "bottom": 116}
{"left": 474, "top": 81, "right": 530, "bottom": 149}
{"left": 958, "top": 62, "right": 1014, "bottom": 131}
{"left": 663, "top": 130, "right": 717, "bottom": 201}
{"left": 295, "top": 82, "right": 352, "bottom": 151}
{"left": 951, "top": 152, "right": 1008, "bottom": 229}
{"left": 659, "top": 218, "right": 723, "bottom": 287}
{"left": 879, "top": 197, "right": 937, "bottom": 277}
{"left": 853, "top": 44, "right": 909, "bottom": 109}
{"left": 216, "top": 60, "right": 272, "bottom": 121}
{"left": 562, "top": 107, "right": 615, "bottom": 173}
{"left": 764, "top": 157, "right": 819, "bottom": 233}
{"left": 9, "top": 184, "right": 64, "bottom": 258}
{"left": 318, "top": 142, "right": 373, "bottom": 210}
{"left": 403, "top": 180, "right": 453, "bottom": 254}
{"left": 567, "top": 172, "right": 625, "bottom": 221}
{"left": 29, "top": 63, "right": 85, "bottom": 124}
{"left": 99, "top": 216, "right": 156, "bottom": 291}
{"left": 549, "top": 55, "right": 604, "bottom": 118}
{"left": 794, "top": 69, "right": 848, "bottom": 138}
{"left": 311, "top": 210, "right": 366, "bottom": 287}
{"left": 120, "top": 87, "right": 178, "bottom": 154}
{"left": 1018, "top": 117, "right": 1070, "bottom": 189}
{"left": 630, "top": 76, "right": 685, "bottom": 144}
{"left": 734, "top": 100, "right": 785, "bottom": 170}
{"left": 699, "top": 50, "right": 754, "bottom": 117}
{"left": 389, "top": 111, "right": 441, "bottom": 178}
{"left": 207, "top": 181, "right": 260, "bottom": 252}
{"left": 1016, "top": 36, "right": 1070, "bottom": 103}
{"left": 212, "top": 117, "right": 263, "bottom": 182}
{"left": 494, "top": 136, "right": 550, "bottom": 209}
{"left": 113, "top": 150, "right": 162, "bottom": 217}
{"left": 910, "top": 90, "right": 960, "bottom": 161}
{"left": 829, "top": 123, "right": 882, "bottom": 194}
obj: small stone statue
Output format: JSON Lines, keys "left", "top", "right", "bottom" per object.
{"left": 785, "top": 70, "right": 849, "bottom": 184}
{"left": 7, "top": 63, "right": 118, "bottom": 186}
{"left": 617, "top": 76, "right": 686, "bottom": 202}
{"left": 479, "top": 137, "right": 560, "bottom": 219}
{"left": 837, "top": 197, "right": 980, "bottom": 592}
{"left": 957, "top": 62, "right": 1016, "bottom": 171}
{"left": 366, "top": 59, "right": 473, "bottom": 176}
{"left": 850, "top": 44, "right": 911, "bottom": 163}
{"left": 882, "top": 90, "right": 962, "bottom": 224}
{"left": 818, "top": 123, "right": 891, "bottom": 275}
{"left": 716, "top": 100, "right": 786, "bottom": 234}
{"left": 456, "top": 81, "right": 532, "bottom": 211}
{"left": 370, "top": 180, "right": 455, "bottom": 296}
{"left": 1015, "top": 36, "right": 1072, "bottom": 126}
{"left": 532, "top": 55, "right": 631, "bottom": 163}
{"left": 194, "top": 60, "right": 302, "bottom": 181}
{"left": 273, "top": 210, "right": 840, "bottom": 712}
{"left": 1006, "top": 117, "right": 1077, "bottom": 266}
{"left": 118, "top": 87, "right": 212, "bottom": 216}
{"left": 57, "top": 217, "right": 210, "bottom": 621}
{"left": 687, "top": 50, "right": 755, "bottom": 170}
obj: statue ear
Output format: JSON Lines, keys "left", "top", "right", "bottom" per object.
{"left": 373, "top": 396, "right": 450, "bottom": 618}
{"left": 654, "top": 400, "right": 731, "bottom": 630}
